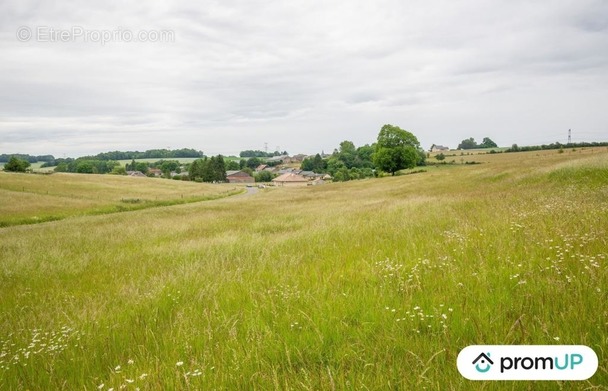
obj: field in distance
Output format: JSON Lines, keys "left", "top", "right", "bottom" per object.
{"left": 0, "top": 147, "right": 607, "bottom": 389}
{"left": 0, "top": 173, "right": 242, "bottom": 227}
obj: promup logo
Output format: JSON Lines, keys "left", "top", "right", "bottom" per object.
{"left": 457, "top": 345, "right": 598, "bottom": 380}
{"left": 472, "top": 352, "right": 494, "bottom": 373}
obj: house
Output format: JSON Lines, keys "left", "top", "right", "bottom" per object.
{"left": 278, "top": 168, "right": 298, "bottom": 175}
{"left": 148, "top": 168, "right": 162, "bottom": 177}
{"left": 300, "top": 171, "right": 324, "bottom": 179}
{"left": 226, "top": 170, "right": 254, "bottom": 183}
{"left": 430, "top": 144, "right": 450, "bottom": 152}
{"left": 255, "top": 164, "right": 268, "bottom": 172}
{"left": 271, "top": 172, "right": 309, "bottom": 187}
{"left": 126, "top": 171, "right": 146, "bottom": 177}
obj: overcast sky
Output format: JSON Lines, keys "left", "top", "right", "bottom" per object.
{"left": 1, "top": 0, "right": 607, "bottom": 157}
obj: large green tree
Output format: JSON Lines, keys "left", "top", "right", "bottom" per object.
{"left": 373, "top": 124, "right": 421, "bottom": 175}
{"left": 457, "top": 138, "right": 478, "bottom": 150}
{"left": 479, "top": 137, "right": 498, "bottom": 148}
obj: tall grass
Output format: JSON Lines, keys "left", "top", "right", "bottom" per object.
{"left": 0, "top": 172, "right": 241, "bottom": 227}
{"left": 0, "top": 149, "right": 607, "bottom": 389}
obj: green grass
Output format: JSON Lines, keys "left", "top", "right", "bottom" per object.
{"left": 0, "top": 172, "right": 243, "bottom": 227}
{"left": 0, "top": 148, "right": 607, "bottom": 389}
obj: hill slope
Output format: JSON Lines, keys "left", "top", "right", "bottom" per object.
{"left": 0, "top": 148, "right": 606, "bottom": 389}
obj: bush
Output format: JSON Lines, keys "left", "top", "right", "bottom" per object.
{"left": 3, "top": 157, "right": 30, "bottom": 172}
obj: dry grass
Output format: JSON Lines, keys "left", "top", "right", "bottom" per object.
{"left": 0, "top": 172, "right": 241, "bottom": 226}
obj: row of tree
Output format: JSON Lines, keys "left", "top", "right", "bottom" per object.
{"left": 239, "top": 150, "right": 287, "bottom": 158}
{"left": 80, "top": 148, "right": 204, "bottom": 161}
{"left": 55, "top": 159, "right": 120, "bottom": 174}
{"left": 457, "top": 137, "right": 498, "bottom": 150}
{"left": 506, "top": 141, "right": 608, "bottom": 153}
{"left": 0, "top": 154, "right": 54, "bottom": 163}
{"left": 39, "top": 148, "right": 204, "bottom": 167}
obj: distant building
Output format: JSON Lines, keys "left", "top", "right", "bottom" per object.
{"left": 430, "top": 144, "right": 450, "bottom": 152}
{"left": 300, "top": 171, "right": 324, "bottom": 179}
{"left": 226, "top": 170, "right": 254, "bottom": 183}
{"left": 272, "top": 172, "right": 309, "bottom": 187}
{"left": 255, "top": 164, "right": 268, "bottom": 172}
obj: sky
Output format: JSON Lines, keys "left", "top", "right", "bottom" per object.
{"left": 1, "top": 0, "right": 607, "bottom": 158}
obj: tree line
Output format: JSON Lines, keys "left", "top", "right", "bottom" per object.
{"left": 0, "top": 154, "right": 55, "bottom": 163}
{"left": 79, "top": 148, "right": 204, "bottom": 161}
{"left": 457, "top": 137, "right": 497, "bottom": 150}
{"left": 239, "top": 150, "right": 288, "bottom": 158}
{"left": 506, "top": 141, "right": 608, "bottom": 153}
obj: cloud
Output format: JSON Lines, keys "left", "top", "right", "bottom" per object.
{"left": 0, "top": 0, "right": 607, "bottom": 157}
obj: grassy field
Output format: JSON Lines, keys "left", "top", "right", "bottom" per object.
{"left": 0, "top": 173, "right": 242, "bottom": 227}
{"left": 0, "top": 148, "right": 607, "bottom": 389}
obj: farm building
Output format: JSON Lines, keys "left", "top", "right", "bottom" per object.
{"left": 272, "top": 172, "right": 309, "bottom": 187}
{"left": 430, "top": 144, "right": 450, "bottom": 152}
{"left": 226, "top": 170, "right": 254, "bottom": 183}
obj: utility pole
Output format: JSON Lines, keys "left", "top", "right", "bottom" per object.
{"left": 264, "top": 142, "right": 268, "bottom": 153}
{"left": 568, "top": 129, "right": 571, "bottom": 144}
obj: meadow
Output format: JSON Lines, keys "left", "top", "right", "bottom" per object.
{"left": 0, "top": 148, "right": 607, "bottom": 390}
{"left": 0, "top": 173, "right": 242, "bottom": 227}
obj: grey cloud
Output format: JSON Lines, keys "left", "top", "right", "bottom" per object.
{"left": 1, "top": 0, "right": 607, "bottom": 157}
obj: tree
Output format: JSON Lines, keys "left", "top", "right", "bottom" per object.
{"left": 127, "top": 158, "right": 136, "bottom": 171}
{"left": 189, "top": 155, "right": 227, "bottom": 182}
{"left": 160, "top": 160, "right": 180, "bottom": 173}
{"left": 337, "top": 140, "right": 357, "bottom": 168}
{"left": 373, "top": 124, "right": 422, "bottom": 175}
{"left": 255, "top": 170, "right": 274, "bottom": 182}
{"left": 246, "top": 157, "right": 262, "bottom": 170}
{"left": 356, "top": 144, "right": 375, "bottom": 167}
{"left": 457, "top": 138, "right": 478, "bottom": 150}
{"left": 4, "top": 156, "right": 30, "bottom": 172}
{"left": 300, "top": 157, "right": 314, "bottom": 171}
{"left": 111, "top": 165, "right": 127, "bottom": 175}
{"left": 226, "top": 160, "right": 239, "bottom": 170}
{"left": 479, "top": 137, "right": 498, "bottom": 148}
{"left": 189, "top": 158, "right": 205, "bottom": 181}
{"left": 212, "top": 155, "right": 227, "bottom": 182}
{"left": 301, "top": 153, "right": 327, "bottom": 173}
{"left": 312, "top": 153, "right": 327, "bottom": 172}
{"left": 134, "top": 162, "right": 149, "bottom": 174}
